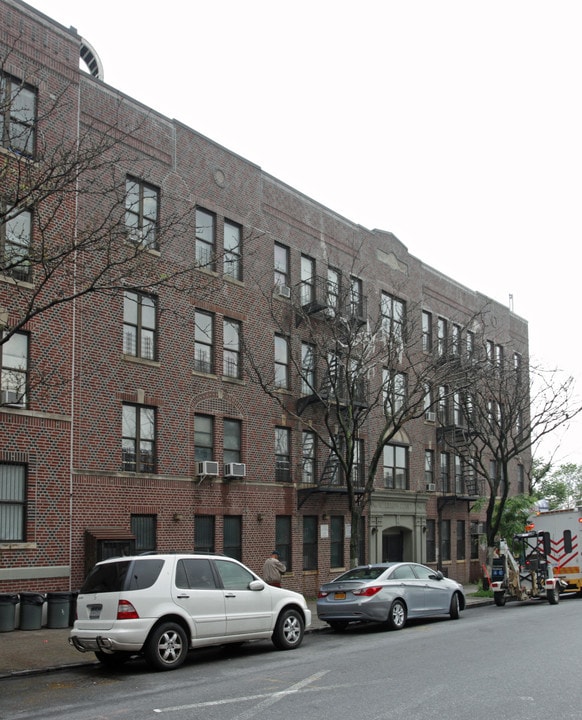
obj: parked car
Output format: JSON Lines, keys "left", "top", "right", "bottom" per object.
{"left": 317, "top": 562, "right": 465, "bottom": 631}
{"left": 69, "top": 553, "right": 311, "bottom": 671}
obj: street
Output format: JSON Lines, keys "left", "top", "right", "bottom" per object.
{"left": 1, "top": 597, "right": 581, "bottom": 720}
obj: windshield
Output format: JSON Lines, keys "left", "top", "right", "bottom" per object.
{"left": 335, "top": 566, "right": 387, "bottom": 582}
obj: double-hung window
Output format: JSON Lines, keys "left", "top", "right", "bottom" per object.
{"left": 437, "top": 317, "right": 448, "bottom": 356}
{"left": 123, "top": 291, "right": 157, "bottom": 360}
{"left": 195, "top": 208, "right": 215, "bottom": 269}
{"left": 224, "top": 419, "right": 242, "bottom": 465}
{"left": 195, "top": 310, "right": 214, "bottom": 374}
{"left": 422, "top": 311, "right": 432, "bottom": 352}
{"left": 1, "top": 207, "right": 32, "bottom": 282}
{"left": 131, "top": 514, "right": 157, "bottom": 553}
{"left": 330, "top": 516, "right": 344, "bottom": 568}
{"left": 327, "top": 267, "right": 340, "bottom": 315}
{"left": 301, "top": 431, "right": 316, "bottom": 484}
{"left": 125, "top": 177, "right": 159, "bottom": 249}
{"left": 194, "top": 415, "right": 214, "bottom": 462}
{"left": 195, "top": 515, "right": 215, "bottom": 553}
{"left": 381, "top": 293, "right": 406, "bottom": 348}
{"left": 0, "top": 463, "right": 26, "bottom": 541}
{"left": 223, "top": 220, "right": 242, "bottom": 280}
{"left": 1, "top": 73, "right": 37, "bottom": 156}
{"left": 224, "top": 516, "right": 242, "bottom": 561}
{"left": 274, "top": 243, "right": 289, "bottom": 288}
{"left": 301, "top": 342, "right": 315, "bottom": 395}
{"left": 274, "top": 334, "right": 289, "bottom": 389}
{"left": 223, "top": 318, "right": 241, "bottom": 378}
{"left": 383, "top": 444, "right": 408, "bottom": 489}
{"left": 300, "top": 255, "right": 315, "bottom": 306}
{"left": 303, "top": 516, "right": 318, "bottom": 570}
{"left": 349, "top": 276, "right": 364, "bottom": 319}
{"left": 275, "top": 427, "right": 291, "bottom": 482}
{"left": 1, "top": 331, "right": 28, "bottom": 406}
{"left": 122, "top": 404, "right": 156, "bottom": 473}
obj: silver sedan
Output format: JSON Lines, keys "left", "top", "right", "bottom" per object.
{"left": 317, "top": 562, "right": 465, "bottom": 631}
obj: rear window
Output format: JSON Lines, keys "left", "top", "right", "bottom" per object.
{"left": 81, "top": 559, "right": 164, "bottom": 593}
{"left": 335, "top": 566, "right": 387, "bottom": 582}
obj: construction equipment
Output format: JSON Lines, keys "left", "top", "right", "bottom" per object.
{"left": 527, "top": 507, "right": 582, "bottom": 596}
{"left": 490, "top": 531, "right": 562, "bottom": 606}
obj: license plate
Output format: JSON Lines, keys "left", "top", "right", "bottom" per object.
{"left": 334, "top": 592, "right": 346, "bottom": 600}
{"left": 89, "top": 605, "right": 101, "bottom": 619}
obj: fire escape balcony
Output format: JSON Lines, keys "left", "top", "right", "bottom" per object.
{"left": 295, "top": 276, "right": 368, "bottom": 328}
{"left": 297, "top": 457, "right": 366, "bottom": 507}
{"left": 296, "top": 374, "right": 368, "bottom": 415}
{"left": 436, "top": 476, "right": 485, "bottom": 511}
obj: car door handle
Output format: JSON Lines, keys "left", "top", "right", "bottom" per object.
{"left": 176, "top": 594, "right": 190, "bottom": 599}
{"left": 225, "top": 593, "right": 236, "bottom": 598}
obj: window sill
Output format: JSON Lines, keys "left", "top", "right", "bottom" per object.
{"left": 0, "top": 273, "right": 34, "bottom": 289}
{"left": 222, "top": 375, "right": 245, "bottom": 385}
{"left": 192, "top": 369, "right": 218, "bottom": 379}
{"left": 0, "top": 542, "right": 37, "bottom": 550}
{"left": 122, "top": 354, "right": 161, "bottom": 367}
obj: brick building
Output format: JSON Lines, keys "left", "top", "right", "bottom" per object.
{"left": 0, "top": 0, "right": 529, "bottom": 595}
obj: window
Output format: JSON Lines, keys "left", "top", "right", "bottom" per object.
{"left": 349, "top": 276, "right": 364, "bottom": 319}
{"left": 426, "top": 519, "right": 436, "bottom": 563}
{"left": 384, "top": 369, "right": 406, "bottom": 414}
{"left": 195, "top": 515, "right": 215, "bottom": 553}
{"left": 453, "top": 391, "right": 463, "bottom": 426}
{"left": 122, "top": 404, "right": 155, "bottom": 473}
{"left": 438, "top": 385, "right": 448, "bottom": 425}
{"left": 353, "top": 439, "right": 365, "bottom": 488}
{"left": 223, "top": 318, "right": 241, "bottom": 378}
{"left": 131, "top": 514, "right": 157, "bottom": 552}
{"left": 381, "top": 293, "right": 406, "bottom": 347}
{"left": 330, "top": 516, "right": 344, "bottom": 568}
{"left": 1, "top": 73, "right": 37, "bottom": 156}
{"left": 466, "top": 330, "right": 475, "bottom": 360}
{"left": 440, "top": 452, "right": 450, "bottom": 493}
{"left": 457, "top": 520, "right": 466, "bottom": 560}
{"left": 437, "top": 317, "right": 447, "bottom": 356}
{"left": 195, "top": 310, "right": 214, "bottom": 373}
{"left": 517, "top": 464, "right": 525, "bottom": 494}
{"left": 223, "top": 220, "right": 242, "bottom": 280}
{"left": 0, "top": 464, "right": 26, "bottom": 541}
{"left": 495, "top": 344, "right": 504, "bottom": 370}
{"left": 276, "top": 515, "right": 292, "bottom": 571}
{"left": 194, "top": 415, "right": 214, "bottom": 462}
{"left": 275, "top": 427, "right": 291, "bottom": 482}
{"left": 300, "top": 255, "right": 315, "bottom": 305}
{"left": 224, "top": 515, "right": 242, "bottom": 561}
{"left": 125, "top": 177, "right": 159, "bottom": 249}
{"left": 440, "top": 519, "right": 451, "bottom": 561}
{"left": 301, "top": 431, "right": 316, "bottom": 484}
{"left": 451, "top": 324, "right": 461, "bottom": 356}
{"left": 176, "top": 558, "right": 217, "bottom": 589}
{"left": 301, "top": 343, "right": 315, "bottom": 395}
{"left": 454, "top": 454, "right": 463, "bottom": 494}
{"left": 223, "top": 419, "right": 241, "bottom": 464}
{"left": 123, "top": 291, "right": 157, "bottom": 360}
{"left": 303, "top": 516, "right": 318, "bottom": 570}
{"left": 486, "top": 340, "right": 494, "bottom": 364}
{"left": 1, "top": 331, "right": 28, "bottom": 406}
{"left": 470, "top": 521, "right": 480, "bottom": 559}
{"left": 195, "top": 208, "right": 215, "bottom": 269}
{"left": 274, "top": 243, "right": 289, "bottom": 288}
{"left": 1, "top": 207, "right": 31, "bottom": 281}
{"left": 422, "top": 311, "right": 432, "bottom": 352}
{"left": 274, "top": 334, "right": 289, "bottom": 389}
{"left": 383, "top": 444, "right": 408, "bottom": 489}
{"left": 327, "top": 267, "right": 340, "bottom": 314}
{"left": 215, "top": 558, "right": 254, "bottom": 589}
{"left": 425, "top": 450, "right": 434, "bottom": 486}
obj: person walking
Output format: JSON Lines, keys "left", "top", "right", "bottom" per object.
{"left": 263, "top": 550, "right": 286, "bottom": 587}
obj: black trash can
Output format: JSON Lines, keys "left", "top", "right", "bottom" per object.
{"left": 19, "top": 592, "right": 45, "bottom": 631}
{"left": 0, "top": 593, "right": 19, "bottom": 632}
{"left": 46, "top": 592, "right": 73, "bottom": 629}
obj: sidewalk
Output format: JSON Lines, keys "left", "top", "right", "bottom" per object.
{"left": 0, "top": 586, "right": 490, "bottom": 678}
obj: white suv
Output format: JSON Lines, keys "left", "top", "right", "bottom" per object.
{"left": 69, "top": 553, "right": 312, "bottom": 671}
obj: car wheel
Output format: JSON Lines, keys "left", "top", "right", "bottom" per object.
{"left": 272, "top": 608, "right": 305, "bottom": 650}
{"left": 328, "top": 620, "right": 349, "bottom": 632}
{"left": 494, "top": 592, "right": 506, "bottom": 607}
{"left": 449, "top": 592, "right": 461, "bottom": 619}
{"left": 547, "top": 585, "right": 560, "bottom": 605}
{"left": 386, "top": 599, "right": 407, "bottom": 630}
{"left": 144, "top": 622, "right": 188, "bottom": 671}
{"left": 94, "top": 651, "right": 132, "bottom": 668}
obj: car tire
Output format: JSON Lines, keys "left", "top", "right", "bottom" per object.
{"left": 547, "top": 585, "right": 560, "bottom": 605}
{"left": 449, "top": 592, "right": 462, "bottom": 619}
{"left": 328, "top": 620, "right": 349, "bottom": 632}
{"left": 272, "top": 608, "right": 305, "bottom": 650}
{"left": 94, "top": 651, "right": 132, "bottom": 668}
{"left": 494, "top": 592, "right": 506, "bottom": 606}
{"left": 144, "top": 622, "right": 188, "bottom": 671}
{"left": 385, "top": 599, "right": 407, "bottom": 630}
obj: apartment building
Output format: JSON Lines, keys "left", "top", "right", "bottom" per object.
{"left": 0, "top": 0, "right": 529, "bottom": 595}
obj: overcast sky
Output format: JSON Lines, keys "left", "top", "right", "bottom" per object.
{"left": 30, "top": 0, "right": 582, "bottom": 465}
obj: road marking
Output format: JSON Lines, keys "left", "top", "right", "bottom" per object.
{"left": 153, "top": 670, "right": 329, "bottom": 715}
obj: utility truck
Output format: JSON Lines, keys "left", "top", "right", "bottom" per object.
{"left": 526, "top": 507, "right": 582, "bottom": 596}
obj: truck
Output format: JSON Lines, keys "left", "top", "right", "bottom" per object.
{"left": 490, "top": 531, "right": 562, "bottom": 606}
{"left": 526, "top": 507, "right": 582, "bottom": 596}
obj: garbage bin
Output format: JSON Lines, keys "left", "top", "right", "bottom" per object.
{"left": 19, "top": 592, "right": 45, "bottom": 630}
{"left": 0, "top": 593, "right": 19, "bottom": 632}
{"left": 46, "top": 592, "right": 73, "bottom": 629}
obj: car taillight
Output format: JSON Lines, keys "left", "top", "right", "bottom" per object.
{"left": 317, "top": 591, "right": 329, "bottom": 598}
{"left": 117, "top": 600, "right": 139, "bottom": 620}
{"left": 352, "top": 586, "right": 383, "bottom": 597}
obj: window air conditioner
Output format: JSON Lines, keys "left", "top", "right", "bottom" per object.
{"left": 425, "top": 411, "right": 436, "bottom": 422}
{"left": 278, "top": 285, "right": 291, "bottom": 299}
{"left": 224, "top": 463, "right": 246, "bottom": 478}
{"left": 426, "top": 483, "right": 436, "bottom": 492}
{"left": 1, "top": 389, "right": 23, "bottom": 407}
{"left": 197, "top": 461, "right": 219, "bottom": 476}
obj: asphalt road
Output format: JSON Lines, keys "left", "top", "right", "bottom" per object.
{"left": 1, "top": 596, "right": 581, "bottom": 720}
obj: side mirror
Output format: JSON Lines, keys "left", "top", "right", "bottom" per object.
{"left": 430, "top": 571, "right": 444, "bottom": 581}
{"left": 249, "top": 579, "right": 265, "bottom": 591}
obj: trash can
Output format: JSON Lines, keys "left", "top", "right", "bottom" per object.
{"left": 46, "top": 592, "right": 73, "bottom": 629}
{"left": 19, "top": 592, "right": 45, "bottom": 630}
{"left": 0, "top": 593, "right": 19, "bottom": 632}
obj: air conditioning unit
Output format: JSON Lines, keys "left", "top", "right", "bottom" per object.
{"left": 277, "top": 285, "right": 291, "bottom": 299}
{"left": 425, "top": 411, "right": 436, "bottom": 422}
{"left": 197, "top": 461, "right": 219, "bottom": 476}
{"left": 224, "top": 463, "right": 246, "bottom": 478}
{"left": 1, "top": 389, "right": 23, "bottom": 407}
{"left": 426, "top": 483, "right": 436, "bottom": 492}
